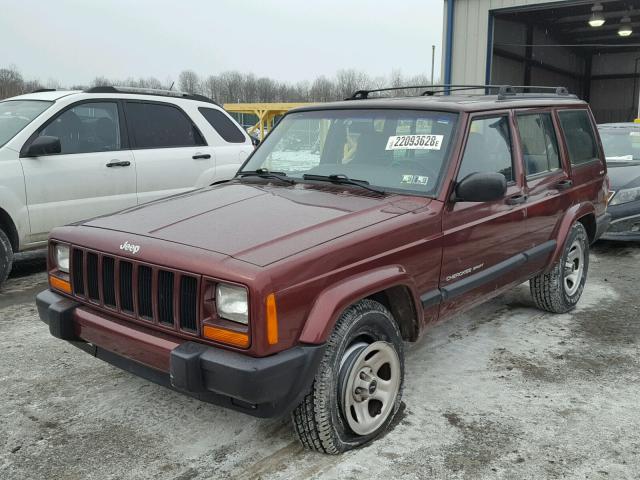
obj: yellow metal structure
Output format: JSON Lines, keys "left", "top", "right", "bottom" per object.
{"left": 223, "top": 103, "right": 313, "bottom": 140}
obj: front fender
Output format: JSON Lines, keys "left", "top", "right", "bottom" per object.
{"left": 546, "top": 202, "right": 595, "bottom": 270}
{"left": 298, "top": 265, "right": 422, "bottom": 344}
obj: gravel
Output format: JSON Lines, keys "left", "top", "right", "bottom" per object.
{"left": 1, "top": 242, "right": 639, "bottom": 480}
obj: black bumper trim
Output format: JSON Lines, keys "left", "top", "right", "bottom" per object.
{"left": 37, "top": 289, "right": 325, "bottom": 418}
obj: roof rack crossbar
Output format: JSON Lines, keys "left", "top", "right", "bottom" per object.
{"left": 347, "top": 84, "right": 574, "bottom": 100}
{"left": 83, "top": 85, "right": 220, "bottom": 106}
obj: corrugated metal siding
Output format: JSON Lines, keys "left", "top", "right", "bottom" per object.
{"left": 446, "top": 0, "right": 570, "bottom": 84}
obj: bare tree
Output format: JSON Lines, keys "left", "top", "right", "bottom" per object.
{"left": 203, "top": 75, "right": 222, "bottom": 102}
{"left": 335, "top": 69, "right": 370, "bottom": 100}
{"left": 0, "top": 67, "right": 24, "bottom": 98}
{"left": 219, "top": 71, "right": 244, "bottom": 103}
{"left": 310, "top": 76, "right": 334, "bottom": 102}
{"left": 178, "top": 70, "right": 201, "bottom": 94}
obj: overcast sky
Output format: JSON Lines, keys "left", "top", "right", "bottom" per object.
{"left": 0, "top": 0, "right": 443, "bottom": 86}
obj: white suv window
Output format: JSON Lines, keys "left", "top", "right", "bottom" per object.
{"left": 126, "top": 102, "right": 205, "bottom": 149}
{"left": 40, "top": 102, "right": 121, "bottom": 154}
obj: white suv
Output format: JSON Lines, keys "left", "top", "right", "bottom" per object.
{"left": 0, "top": 86, "right": 253, "bottom": 284}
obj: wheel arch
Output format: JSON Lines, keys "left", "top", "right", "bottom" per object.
{"left": 298, "top": 266, "right": 422, "bottom": 344}
{"left": 547, "top": 203, "right": 595, "bottom": 270}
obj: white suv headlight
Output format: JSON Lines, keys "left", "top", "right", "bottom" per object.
{"left": 216, "top": 283, "right": 248, "bottom": 324}
{"left": 610, "top": 186, "right": 640, "bottom": 206}
{"left": 54, "top": 244, "right": 70, "bottom": 273}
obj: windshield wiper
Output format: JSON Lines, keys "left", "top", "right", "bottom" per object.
{"left": 302, "top": 173, "right": 385, "bottom": 195}
{"left": 238, "top": 168, "right": 295, "bottom": 185}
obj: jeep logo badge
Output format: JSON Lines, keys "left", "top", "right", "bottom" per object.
{"left": 119, "top": 241, "right": 140, "bottom": 255}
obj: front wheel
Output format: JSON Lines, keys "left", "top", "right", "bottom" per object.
{"left": 291, "top": 299, "right": 404, "bottom": 454}
{"left": 530, "top": 222, "right": 589, "bottom": 313}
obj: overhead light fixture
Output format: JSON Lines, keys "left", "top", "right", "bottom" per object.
{"left": 618, "top": 14, "right": 633, "bottom": 37}
{"left": 589, "top": 3, "right": 605, "bottom": 27}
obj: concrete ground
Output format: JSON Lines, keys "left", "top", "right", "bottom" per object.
{"left": 0, "top": 243, "right": 639, "bottom": 480}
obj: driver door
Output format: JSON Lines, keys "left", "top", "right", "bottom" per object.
{"left": 19, "top": 101, "right": 136, "bottom": 243}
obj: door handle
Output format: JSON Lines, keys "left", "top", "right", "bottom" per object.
{"left": 506, "top": 193, "right": 528, "bottom": 205}
{"left": 192, "top": 153, "right": 211, "bottom": 160}
{"left": 557, "top": 179, "right": 573, "bottom": 190}
{"left": 106, "top": 160, "right": 131, "bottom": 167}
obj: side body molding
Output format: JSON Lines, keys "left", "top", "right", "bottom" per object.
{"left": 420, "top": 240, "right": 557, "bottom": 309}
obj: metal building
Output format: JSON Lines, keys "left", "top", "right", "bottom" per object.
{"left": 442, "top": 0, "right": 640, "bottom": 122}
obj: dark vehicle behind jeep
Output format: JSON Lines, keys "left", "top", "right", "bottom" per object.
{"left": 37, "top": 85, "right": 609, "bottom": 453}
{"left": 598, "top": 122, "right": 640, "bottom": 241}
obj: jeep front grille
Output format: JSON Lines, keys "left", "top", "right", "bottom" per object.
{"left": 70, "top": 247, "right": 201, "bottom": 335}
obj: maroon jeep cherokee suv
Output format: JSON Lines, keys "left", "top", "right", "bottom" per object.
{"left": 37, "top": 86, "right": 610, "bottom": 453}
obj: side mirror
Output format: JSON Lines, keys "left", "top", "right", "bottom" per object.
{"left": 250, "top": 136, "right": 260, "bottom": 148}
{"left": 25, "top": 136, "right": 61, "bottom": 157}
{"left": 454, "top": 172, "right": 507, "bottom": 202}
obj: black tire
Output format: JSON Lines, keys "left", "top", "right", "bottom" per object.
{"left": 0, "top": 229, "right": 14, "bottom": 287}
{"left": 530, "top": 222, "right": 589, "bottom": 313}
{"left": 291, "top": 299, "right": 404, "bottom": 454}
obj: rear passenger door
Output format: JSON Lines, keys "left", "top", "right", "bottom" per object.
{"left": 198, "top": 107, "right": 252, "bottom": 181}
{"left": 124, "top": 101, "right": 216, "bottom": 204}
{"left": 439, "top": 113, "right": 529, "bottom": 318}
{"left": 515, "top": 110, "right": 570, "bottom": 271}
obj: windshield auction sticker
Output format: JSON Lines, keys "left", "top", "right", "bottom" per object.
{"left": 386, "top": 134, "right": 444, "bottom": 151}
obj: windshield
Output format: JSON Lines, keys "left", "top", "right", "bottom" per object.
{"left": 0, "top": 100, "right": 53, "bottom": 148}
{"left": 599, "top": 126, "right": 640, "bottom": 163}
{"left": 241, "top": 109, "right": 458, "bottom": 195}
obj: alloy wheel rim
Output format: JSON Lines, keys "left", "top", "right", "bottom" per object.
{"left": 564, "top": 239, "right": 584, "bottom": 296}
{"left": 340, "top": 341, "right": 401, "bottom": 436}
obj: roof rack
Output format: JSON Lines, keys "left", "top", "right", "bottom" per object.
{"left": 31, "top": 88, "right": 58, "bottom": 93}
{"left": 83, "top": 86, "right": 220, "bottom": 105}
{"left": 347, "top": 84, "right": 575, "bottom": 101}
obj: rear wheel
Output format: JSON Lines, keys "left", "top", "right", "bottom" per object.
{"left": 291, "top": 299, "right": 404, "bottom": 454}
{"left": 0, "top": 229, "right": 14, "bottom": 287}
{"left": 530, "top": 222, "right": 589, "bottom": 313}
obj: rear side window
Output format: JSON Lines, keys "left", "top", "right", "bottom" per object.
{"left": 40, "top": 102, "right": 121, "bottom": 154}
{"left": 558, "top": 110, "right": 599, "bottom": 165}
{"left": 199, "top": 107, "right": 246, "bottom": 143}
{"left": 517, "top": 113, "right": 561, "bottom": 176}
{"left": 126, "top": 102, "right": 205, "bottom": 149}
{"left": 458, "top": 116, "right": 514, "bottom": 181}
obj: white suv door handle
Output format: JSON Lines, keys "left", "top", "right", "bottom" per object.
{"left": 192, "top": 153, "right": 211, "bottom": 160}
{"left": 106, "top": 160, "right": 131, "bottom": 167}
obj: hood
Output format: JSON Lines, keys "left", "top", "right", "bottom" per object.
{"left": 82, "top": 183, "right": 428, "bottom": 266}
{"left": 606, "top": 163, "right": 640, "bottom": 190}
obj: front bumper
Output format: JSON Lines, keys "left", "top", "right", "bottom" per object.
{"left": 37, "top": 289, "right": 324, "bottom": 418}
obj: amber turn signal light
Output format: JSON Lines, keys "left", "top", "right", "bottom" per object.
{"left": 49, "top": 275, "right": 72, "bottom": 294}
{"left": 266, "top": 293, "right": 278, "bottom": 345}
{"left": 203, "top": 325, "right": 249, "bottom": 348}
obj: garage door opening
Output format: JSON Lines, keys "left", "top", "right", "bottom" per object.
{"left": 489, "top": 1, "right": 640, "bottom": 123}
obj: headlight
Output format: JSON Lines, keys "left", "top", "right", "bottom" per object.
{"left": 54, "top": 244, "right": 70, "bottom": 273}
{"left": 610, "top": 186, "right": 640, "bottom": 206}
{"left": 216, "top": 283, "right": 248, "bottom": 324}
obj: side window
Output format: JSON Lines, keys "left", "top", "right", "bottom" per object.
{"left": 40, "top": 102, "right": 120, "bottom": 154}
{"left": 517, "top": 113, "right": 560, "bottom": 176}
{"left": 199, "top": 107, "right": 246, "bottom": 143}
{"left": 126, "top": 102, "right": 205, "bottom": 149}
{"left": 558, "top": 110, "right": 599, "bottom": 165}
{"left": 458, "top": 116, "right": 513, "bottom": 181}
